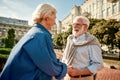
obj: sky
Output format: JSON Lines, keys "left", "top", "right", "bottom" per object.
{"left": 0, "top": 0, "right": 86, "bottom": 23}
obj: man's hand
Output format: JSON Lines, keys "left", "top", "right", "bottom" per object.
{"left": 67, "top": 66, "right": 81, "bottom": 77}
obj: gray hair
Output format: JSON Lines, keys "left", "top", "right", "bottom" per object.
{"left": 32, "top": 3, "right": 56, "bottom": 23}
{"left": 73, "top": 16, "right": 90, "bottom": 27}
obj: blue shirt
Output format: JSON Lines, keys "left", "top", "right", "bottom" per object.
{"left": 0, "top": 23, "right": 67, "bottom": 80}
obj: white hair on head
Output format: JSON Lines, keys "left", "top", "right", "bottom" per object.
{"left": 31, "top": 3, "right": 56, "bottom": 24}
{"left": 73, "top": 16, "right": 90, "bottom": 27}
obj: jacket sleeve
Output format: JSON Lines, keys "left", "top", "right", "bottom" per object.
{"left": 23, "top": 34, "right": 67, "bottom": 79}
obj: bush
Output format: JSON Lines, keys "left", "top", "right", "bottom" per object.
{"left": 0, "top": 54, "right": 8, "bottom": 72}
{"left": 0, "top": 48, "right": 11, "bottom": 55}
{"left": 0, "top": 48, "right": 11, "bottom": 72}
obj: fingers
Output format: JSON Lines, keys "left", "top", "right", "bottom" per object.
{"left": 67, "top": 66, "right": 80, "bottom": 76}
{"left": 67, "top": 65, "right": 74, "bottom": 69}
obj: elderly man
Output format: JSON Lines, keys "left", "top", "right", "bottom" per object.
{"left": 62, "top": 16, "right": 104, "bottom": 80}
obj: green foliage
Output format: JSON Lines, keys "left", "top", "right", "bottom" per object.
{"left": 0, "top": 54, "right": 9, "bottom": 59}
{"left": 5, "top": 28, "right": 15, "bottom": 48}
{"left": 0, "top": 55, "right": 8, "bottom": 72}
{"left": 1, "top": 38, "right": 6, "bottom": 47}
{"left": 62, "top": 26, "right": 72, "bottom": 46}
{"left": 89, "top": 18, "right": 103, "bottom": 29}
{"left": 67, "top": 25, "right": 72, "bottom": 34}
{"left": 0, "top": 48, "right": 11, "bottom": 72}
{"left": 62, "top": 32, "right": 69, "bottom": 46}
{"left": 53, "top": 33, "right": 63, "bottom": 47}
{"left": 89, "top": 19, "right": 120, "bottom": 49}
{"left": 0, "top": 48, "right": 11, "bottom": 55}
{"left": 115, "top": 30, "right": 120, "bottom": 49}
{"left": 53, "top": 25, "right": 72, "bottom": 48}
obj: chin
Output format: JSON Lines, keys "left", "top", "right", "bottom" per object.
{"left": 72, "top": 32, "right": 77, "bottom": 36}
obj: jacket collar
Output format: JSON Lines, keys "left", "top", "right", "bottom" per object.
{"left": 34, "top": 23, "right": 52, "bottom": 37}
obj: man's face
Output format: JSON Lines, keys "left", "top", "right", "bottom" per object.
{"left": 46, "top": 13, "right": 56, "bottom": 30}
{"left": 72, "top": 19, "right": 86, "bottom": 37}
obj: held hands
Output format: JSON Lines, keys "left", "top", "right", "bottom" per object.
{"left": 67, "top": 66, "right": 81, "bottom": 77}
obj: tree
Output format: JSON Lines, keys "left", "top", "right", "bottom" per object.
{"left": 53, "top": 25, "right": 72, "bottom": 48}
{"left": 53, "top": 33, "right": 63, "bottom": 48}
{"left": 102, "top": 19, "right": 119, "bottom": 49}
{"left": 90, "top": 19, "right": 120, "bottom": 50}
{"left": 89, "top": 18, "right": 102, "bottom": 29}
{"left": 5, "top": 28, "right": 15, "bottom": 48}
{"left": 89, "top": 19, "right": 107, "bottom": 43}
{"left": 115, "top": 31, "right": 120, "bottom": 49}
{"left": 62, "top": 25, "right": 72, "bottom": 46}
{"left": 115, "top": 28, "right": 120, "bottom": 60}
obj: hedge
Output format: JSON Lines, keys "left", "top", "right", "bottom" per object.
{"left": 0, "top": 48, "right": 11, "bottom": 72}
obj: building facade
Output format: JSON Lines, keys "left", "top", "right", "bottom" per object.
{"left": 57, "top": 5, "right": 80, "bottom": 32}
{"left": 58, "top": 0, "right": 120, "bottom": 33}
{"left": 0, "top": 17, "right": 31, "bottom": 40}
{"left": 81, "top": 0, "right": 120, "bottom": 20}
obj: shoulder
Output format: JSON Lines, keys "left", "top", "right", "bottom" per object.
{"left": 85, "top": 32, "right": 101, "bottom": 47}
{"left": 67, "top": 35, "right": 73, "bottom": 40}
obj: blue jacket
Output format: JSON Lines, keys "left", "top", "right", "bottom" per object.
{"left": 0, "top": 23, "right": 67, "bottom": 80}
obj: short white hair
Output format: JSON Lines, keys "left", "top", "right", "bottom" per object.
{"left": 32, "top": 3, "right": 56, "bottom": 23}
{"left": 73, "top": 16, "right": 90, "bottom": 27}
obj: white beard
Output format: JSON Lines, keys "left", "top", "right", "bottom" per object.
{"left": 72, "top": 30, "right": 85, "bottom": 38}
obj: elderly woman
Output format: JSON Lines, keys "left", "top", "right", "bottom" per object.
{"left": 0, "top": 3, "right": 67, "bottom": 80}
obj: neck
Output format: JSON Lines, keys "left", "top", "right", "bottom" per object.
{"left": 38, "top": 21, "right": 49, "bottom": 30}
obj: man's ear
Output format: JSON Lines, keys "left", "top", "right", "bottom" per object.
{"left": 44, "top": 17, "right": 49, "bottom": 21}
{"left": 84, "top": 25, "right": 88, "bottom": 31}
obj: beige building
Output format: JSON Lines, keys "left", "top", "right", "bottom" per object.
{"left": 56, "top": 21, "right": 62, "bottom": 34}
{"left": 57, "top": 0, "right": 120, "bottom": 33}
{"left": 51, "top": 25, "right": 57, "bottom": 35}
{"left": 81, "top": 0, "right": 120, "bottom": 20}
{"left": 57, "top": 5, "right": 80, "bottom": 32}
{"left": 0, "top": 22, "right": 31, "bottom": 40}
{"left": 0, "top": 17, "right": 31, "bottom": 40}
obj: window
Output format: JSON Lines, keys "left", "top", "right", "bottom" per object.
{"left": 102, "top": 0, "right": 106, "bottom": 4}
{"left": 107, "top": 7, "right": 111, "bottom": 16}
{"left": 88, "top": 5, "right": 91, "bottom": 14}
{"left": 92, "top": 3, "right": 94, "bottom": 11}
{"left": 97, "top": 1, "right": 100, "bottom": 8}
{"left": 102, "top": 10, "right": 106, "bottom": 18}
{"left": 112, "top": 4, "right": 117, "bottom": 14}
